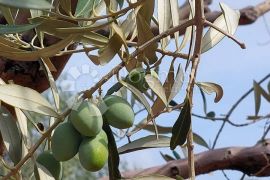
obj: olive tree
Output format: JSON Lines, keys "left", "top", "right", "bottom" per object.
{"left": 0, "top": 0, "right": 269, "bottom": 179}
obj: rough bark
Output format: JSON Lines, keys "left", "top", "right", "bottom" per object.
{"left": 101, "top": 139, "right": 270, "bottom": 179}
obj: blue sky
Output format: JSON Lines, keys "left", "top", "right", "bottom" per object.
{"left": 56, "top": 0, "right": 270, "bottom": 179}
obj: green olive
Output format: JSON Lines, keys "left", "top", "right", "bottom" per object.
{"left": 102, "top": 95, "right": 134, "bottom": 129}
{"left": 51, "top": 122, "right": 82, "bottom": 161}
{"left": 69, "top": 101, "right": 103, "bottom": 137}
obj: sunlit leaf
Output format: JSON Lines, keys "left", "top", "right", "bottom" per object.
{"left": 120, "top": 79, "right": 152, "bottom": 116}
{"left": 118, "top": 135, "right": 170, "bottom": 154}
{"left": 0, "top": 84, "right": 59, "bottom": 117}
{"left": 15, "top": 108, "right": 29, "bottom": 147}
{"left": 170, "top": 0, "right": 180, "bottom": 49}
{"left": 0, "top": 0, "right": 52, "bottom": 9}
{"left": 136, "top": 13, "right": 158, "bottom": 64}
{"left": 170, "top": 98, "right": 191, "bottom": 150}
{"left": 0, "top": 6, "right": 14, "bottom": 24}
{"left": 201, "top": 4, "right": 240, "bottom": 53}
{"left": 0, "top": 35, "right": 74, "bottom": 61}
{"left": 168, "top": 64, "right": 184, "bottom": 102}
{"left": 98, "top": 23, "right": 126, "bottom": 65}
{"left": 35, "top": 163, "right": 54, "bottom": 180}
{"left": 196, "top": 82, "right": 223, "bottom": 103}
{"left": 75, "top": 0, "right": 100, "bottom": 17}
{"left": 0, "top": 106, "right": 22, "bottom": 164}
{"left": 145, "top": 74, "right": 167, "bottom": 105}
{"left": 178, "top": 0, "right": 195, "bottom": 52}
{"left": 157, "top": 0, "right": 171, "bottom": 48}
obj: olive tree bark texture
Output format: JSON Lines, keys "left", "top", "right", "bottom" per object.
{"left": 100, "top": 139, "right": 270, "bottom": 179}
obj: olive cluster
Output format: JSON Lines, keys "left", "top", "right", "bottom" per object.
{"left": 35, "top": 95, "right": 134, "bottom": 179}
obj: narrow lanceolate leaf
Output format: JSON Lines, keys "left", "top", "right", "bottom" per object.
{"left": 35, "top": 163, "right": 54, "bottom": 180}
{"left": 170, "top": 0, "right": 180, "bottom": 49}
{"left": 106, "top": 82, "right": 123, "bottom": 96}
{"left": 170, "top": 98, "right": 191, "bottom": 150}
{"left": 133, "top": 175, "right": 175, "bottom": 180}
{"left": 193, "top": 133, "right": 209, "bottom": 149}
{"left": 136, "top": 13, "right": 158, "bottom": 64}
{"left": 138, "top": 0, "right": 155, "bottom": 25}
{"left": 98, "top": 23, "right": 126, "bottom": 65}
{"left": 118, "top": 135, "right": 170, "bottom": 154}
{"left": 168, "top": 65, "right": 184, "bottom": 102}
{"left": 253, "top": 81, "right": 270, "bottom": 116}
{"left": 196, "top": 82, "right": 223, "bottom": 103}
{"left": 220, "top": 2, "right": 240, "bottom": 34}
{"left": 0, "top": 6, "right": 14, "bottom": 24}
{"left": 75, "top": 0, "right": 99, "bottom": 17}
{"left": 201, "top": 5, "right": 240, "bottom": 53}
{"left": 0, "top": 0, "right": 52, "bottom": 9}
{"left": 103, "top": 122, "right": 121, "bottom": 179}
{"left": 178, "top": 0, "right": 195, "bottom": 51}
{"left": 15, "top": 108, "right": 28, "bottom": 147}
{"left": 157, "top": 0, "right": 171, "bottom": 48}
{"left": 145, "top": 74, "right": 167, "bottom": 105}
{"left": 0, "top": 35, "right": 74, "bottom": 61}
{"left": 40, "top": 59, "right": 60, "bottom": 111}
{"left": 0, "top": 84, "right": 59, "bottom": 117}
{"left": 0, "top": 23, "right": 40, "bottom": 35}
{"left": 161, "top": 152, "right": 175, "bottom": 162}
{"left": 59, "top": 0, "right": 71, "bottom": 15}
{"left": 0, "top": 107, "right": 22, "bottom": 164}
{"left": 120, "top": 79, "right": 152, "bottom": 116}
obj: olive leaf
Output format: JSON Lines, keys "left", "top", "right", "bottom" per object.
{"left": 0, "top": 6, "right": 14, "bottom": 24}
{"left": 0, "top": 22, "right": 41, "bottom": 35}
{"left": 34, "top": 163, "right": 54, "bottom": 180}
{"left": 145, "top": 74, "right": 167, "bottom": 105}
{"left": 170, "top": 98, "right": 191, "bottom": 150}
{"left": 157, "top": 0, "right": 171, "bottom": 48}
{"left": 136, "top": 13, "right": 158, "bottom": 64}
{"left": 0, "top": 35, "right": 74, "bottom": 61}
{"left": 120, "top": 79, "right": 152, "bottom": 116}
{"left": 201, "top": 3, "right": 240, "bottom": 53}
{"left": 0, "top": 0, "right": 52, "bottom": 9}
{"left": 118, "top": 135, "right": 170, "bottom": 154}
{"left": 75, "top": 0, "right": 100, "bottom": 17}
{"left": 253, "top": 81, "right": 270, "bottom": 116}
{"left": 160, "top": 152, "right": 175, "bottom": 162}
{"left": 168, "top": 64, "right": 184, "bottom": 103}
{"left": 103, "top": 122, "right": 121, "bottom": 180}
{"left": 0, "top": 84, "right": 59, "bottom": 117}
{"left": 0, "top": 106, "right": 22, "bottom": 164}
{"left": 196, "top": 82, "right": 223, "bottom": 103}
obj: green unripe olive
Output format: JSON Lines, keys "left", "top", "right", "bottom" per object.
{"left": 69, "top": 101, "right": 103, "bottom": 137}
{"left": 51, "top": 122, "right": 82, "bottom": 161}
{"left": 97, "top": 130, "right": 108, "bottom": 144}
{"left": 126, "top": 68, "right": 148, "bottom": 92}
{"left": 102, "top": 95, "right": 134, "bottom": 129}
{"left": 126, "top": 68, "right": 159, "bottom": 92}
{"left": 36, "top": 151, "right": 62, "bottom": 180}
{"left": 79, "top": 136, "right": 108, "bottom": 172}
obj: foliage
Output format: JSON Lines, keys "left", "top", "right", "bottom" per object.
{"left": 0, "top": 0, "right": 268, "bottom": 180}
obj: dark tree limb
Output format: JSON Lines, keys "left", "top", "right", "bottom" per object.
{"left": 102, "top": 139, "right": 270, "bottom": 179}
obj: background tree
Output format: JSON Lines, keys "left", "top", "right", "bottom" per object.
{"left": 0, "top": 0, "right": 269, "bottom": 179}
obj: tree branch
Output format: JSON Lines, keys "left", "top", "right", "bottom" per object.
{"left": 106, "top": 139, "right": 270, "bottom": 179}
